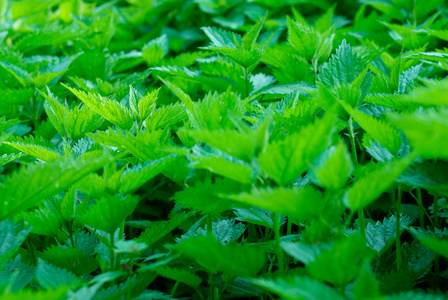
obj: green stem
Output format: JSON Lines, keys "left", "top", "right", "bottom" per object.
{"left": 243, "top": 67, "right": 250, "bottom": 98}
{"left": 207, "top": 213, "right": 214, "bottom": 300}
{"left": 272, "top": 213, "right": 284, "bottom": 273}
{"left": 109, "top": 233, "right": 115, "bottom": 271}
{"left": 348, "top": 117, "right": 365, "bottom": 241}
{"left": 312, "top": 58, "right": 318, "bottom": 84}
{"left": 416, "top": 188, "right": 424, "bottom": 228}
{"left": 434, "top": 194, "right": 439, "bottom": 227}
{"left": 207, "top": 214, "right": 213, "bottom": 238}
{"left": 26, "top": 241, "right": 36, "bottom": 265}
{"left": 196, "top": 287, "right": 206, "bottom": 300}
{"left": 358, "top": 207, "right": 366, "bottom": 243}
{"left": 395, "top": 184, "right": 403, "bottom": 271}
{"left": 348, "top": 117, "right": 358, "bottom": 168}
{"left": 171, "top": 281, "right": 180, "bottom": 297}
{"left": 116, "top": 221, "right": 125, "bottom": 270}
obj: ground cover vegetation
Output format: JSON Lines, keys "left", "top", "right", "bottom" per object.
{"left": 1, "top": 0, "right": 448, "bottom": 299}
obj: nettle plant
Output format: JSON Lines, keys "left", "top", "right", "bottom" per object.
{"left": 1, "top": 0, "right": 448, "bottom": 299}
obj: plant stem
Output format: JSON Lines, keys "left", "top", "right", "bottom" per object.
{"left": 358, "top": 207, "right": 366, "bottom": 243}
{"left": 395, "top": 184, "right": 403, "bottom": 271}
{"left": 26, "top": 241, "right": 36, "bottom": 265}
{"left": 109, "top": 232, "right": 115, "bottom": 271}
{"left": 116, "top": 221, "right": 125, "bottom": 270}
{"left": 434, "top": 194, "right": 439, "bottom": 227}
{"left": 416, "top": 188, "right": 424, "bottom": 228}
{"left": 272, "top": 213, "right": 284, "bottom": 273}
{"left": 171, "top": 281, "right": 180, "bottom": 297}
{"left": 207, "top": 213, "right": 213, "bottom": 238}
{"left": 243, "top": 67, "right": 249, "bottom": 98}
{"left": 348, "top": 117, "right": 358, "bottom": 168}
{"left": 207, "top": 213, "right": 214, "bottom": 300}
{"left": 348, "top": 117, "right": 365, "bottom": 241}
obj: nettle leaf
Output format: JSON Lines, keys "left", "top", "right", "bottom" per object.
{"left": 398, "top": 64, "right": 422, "bottom": 94}
{"left": 201, "top": 26, "right": 240, "bottom": 49}
{"left": 350, "top": 215, "right": 413, "bottom": 254}
{"left": 135, "top": 211, "right": 192, "bottom": 247}
{"left": 162, "top": 79, "right": 246, "bottom": 130}
{"left": 0, "top": 254, "right": 35, "bottom": 292}
{"left": 0, "top": 218, "right": 31, "bottom": 267}
{"left": 5, "top": 140, "right": 61, "bottom": 162}
{"left": 36, "top": 259, "right": 80, "bottom": 290}
{"left": 144, "top": 102, "right": 187, "bottom": 131}
{"left": 154, "top": 267, "right": 202, "bottom": 288}
{"left": 343, "top": 152, "right": 417, "bottom": 211}
{"left": 249, "top": 275, "right": 344, "bottom": 300}
{"left": 188, "top": 146, "right": 257, "bottom": 184}
{"left": 410, "top": 228, "right": 448, "bottom": 259}
{"left": 319, "top": 39, "right": 368, "bottom": 88}
{"left": 258, "top": 112, "right": 336, "bottom": 186}
{"left": 193, "top": 218, "right": 246, "bottom": 245}
{"left": 0, "top": 153, "right": 114, "bottom": 221}
{"left": 64, "top": 84, "right": 135, "bottom": 130}
{"left": 119, "top": 155, "right": 176, "bottom": 194}
{"left": 0, "top": 116, "right": 21, "bottom": 132}
{"left": 40, "top": 245, "right": 98, "bottom": 276}
{"left": 287, "top": 16, "right": 333, "bottom": 61}
{"left": 387, "top": 109, "right": 448, "bottom": 159}
{"left": 309, "top": 140, "right": 353, "bottom": 190}
{"left": 306, "top": 236, "right": 373, "bottom": 286}
{"left": 170, "top": 234, "right": 266, "bottom": 278}
{"left": 76, "top": 194, "right": 140, "bottom": 234}
{"left": 223, "top": 186, "right": 325, "bottom": 221}
{"left": 129, "top": 87, "right": 159, "bottom": 122}
{"left": 0, "top": 153, "right": 24, "bottom": 167}
{"left": 233, "top": 207, "right": 274, "bottom": 229}
{"left": 142, "top": 35, "right": 169, "bottom": 66}
{"left": 174, "top": 178, "right": 243, "bottom": 214}
{"left": 280, "top": 241, "right": 333, "bottom": 265}
{"left": 403, "top": 77, "right": 448, "bottom": 106}
{"left": 341, "top": 102, "right": 402, "bottom": 154}
{"left": 39, "top": 88, "right": 104, "bottom": 140}
{"left": 353, "top": 260, "right": 381, "bottom": 300}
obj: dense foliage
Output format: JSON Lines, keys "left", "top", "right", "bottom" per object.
{"left": 1, "top": 0, "right": 448, "bottom": 299}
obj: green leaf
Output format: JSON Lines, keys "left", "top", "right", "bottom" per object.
{"left": 188, "top": 146, "right": 257, "bottom": 184}
{"left": 76, "top": 194, "right": 139, "bottom": 234}
{"left": 353, "top": 260, "right": 381, "bottom": 300}
{"left": 36, "top": 259, "right": 80, "bottom": 290}
{"left": 343, "top": 152, "right": 417, "bottom": 211}
{"left": 142, "top": 35, "right": 169, "bottom": 66}
{"left": 144, "top": 102, "right": 187, "bottom": 131}
{"left": 341, "top": 102, "right": 402, "bottom": 154}
{"left": 249, "top": 275, "right": 345, "bottom": 300}
{"left": 0, "top": 255, "right": 35, "bottom": 292}
{"left": 5, "top": 140, "right": 61, "bottom": 162}
{"left": 155, "top": 267, "right": 202, "bottom": 288}
{"left": 0, "top": 153, "right": 114, "bottom": 221}
{"left": 173, "top": 178, "right": 242, "bottom": 214}
{"left": 223, "top": 186, "right": 325, "bottom": 221}
{"left": 320, "top": 39, "right": 368, "bottom": 88}
{"left": 0, "top": 218, "right": 31, "bottom": 268}
{"left": 119, "top": 155, "right": 176, "bottom": 194}
{"left": 39, "top": 88, "right": 104, "bottom": 140}
{"left": 135, "top": 211, "right": 192, "bottom": 247}
{"left": 309, "top": 140, "right": 353, "bottom": 190}
{"left": 306, "top": 236, "right": 373, "bottom": 286}
{"left": 410, "top": 228, "right": 448, "bottom": 259}
{"left": 0, "top": 153, "right": 23, "bottom": 167}
{"left": 258, "top": 112, "right": 335, "bottom": 186}
{"left": 387, "top": 109, "right": 448, "bottom": 159}
{"left": 64, "top": 84, "right": 135, "bottom": 130}
{"left": 170, "top": 234, "right": 266, "bottom": 278}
